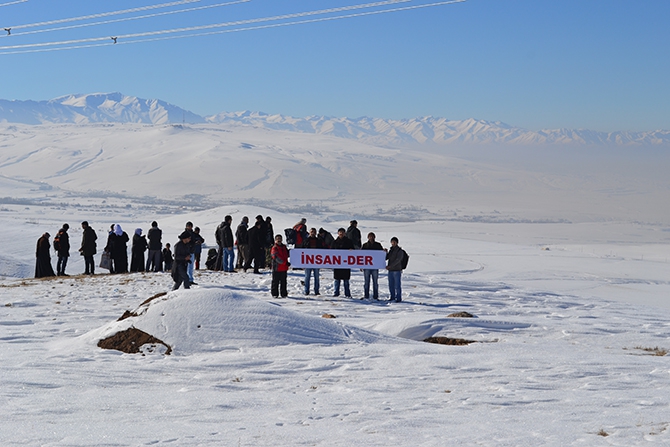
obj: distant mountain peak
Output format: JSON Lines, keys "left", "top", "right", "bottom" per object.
{"left": 0, "top": 92, "right": 204, "bottom": 125}
{"left": 0, "top": 93, "right": 668, "bottom": 146}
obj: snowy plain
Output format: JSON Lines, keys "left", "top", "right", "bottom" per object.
{"left": 0, "top": 122, "right": 669, "bottom": 446}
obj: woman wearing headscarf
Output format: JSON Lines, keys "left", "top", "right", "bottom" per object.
{"left": 130, "top": 228, "right": 148, "bottom": 272}
{"left": 107, "top": 224, "right": 129, "bottom": 274}
{"left": 35, "top": 232, "right": 56, "bottom": 278}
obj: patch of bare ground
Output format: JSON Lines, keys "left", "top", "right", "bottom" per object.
{"left": 632, "top": 346, "right": 668, "bottom": 356}
{"left": 140, "top": 291, "right": 168, "bottom": 306}
{"left": 321, "top": 313, "right": 337, "bottom": 319}
{"left": 98, "top": 327, "right": 172, "bottom": 355}
{"left": 0, "top": 281, "right": 31, "bottom": 288}
{"left": 447, "top": 311, "right": 475, "bottom": 318}
{"left": 117, "top": 292, "right": 169, "bottom": 321}
{"left": 424, "top": 336, "right": 477, "bottom": 346}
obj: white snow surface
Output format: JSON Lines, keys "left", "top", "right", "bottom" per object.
{"left": 77, "top": 287, "right": 386, "bottom": 353}
{"left": 0, "top": 122, "right": 669, "bottom": 445}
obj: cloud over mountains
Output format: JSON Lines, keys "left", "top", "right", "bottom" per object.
{"left": 1, "top": 92, "right": 668, "bottom": 147}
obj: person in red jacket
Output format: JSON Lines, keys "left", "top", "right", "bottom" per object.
{"left": 270, "top": 234, "right": 290, "bottom": 298}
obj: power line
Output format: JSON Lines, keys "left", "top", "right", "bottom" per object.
{"left": 0, "top": 0, "right": 467, "bottom": 55}
{"left": 5, "top": 0, "right": 200, "bottom": 30}
{"left": 0, "top": 0, "right": 27, "bottom": 8}
{"left": 0, "top": 0, "right": 408, "bottom": 50}
{"left": 2, "top": 0, "right": 250, "bottom": 38}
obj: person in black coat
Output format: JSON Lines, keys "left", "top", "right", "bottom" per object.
{"left": 318, "top": 228, "right": 335, "bottom": 248}
{"left": 332, "top": 228, "right": 354, "bottom": 297}
{"left": 106, "top": 224, "right": 129, "bottom": 274}
{"left": 346, "top": 220, "right": 362, "bottom": 250}
{"left": 130, "top": 228, "right": 148, "bottom": 272}
{"left": 162, "top": 243, "right": 173, "bottom": 272}
{"left": 35, "top": 232, "right": 56, "bottom": 278}
{"left": 79, "top": 221, "right": 97, "bottom": 275}
{"left": 215, "top": 215, "right": 235, "bottom": 272}
{"left": 54, "top": 223, "right": 70, "bottom": 276}
{"left": 244, "top": 220, "right": 265, "bottom": 274}
{"left": 235, "top": 216, "right": 249, "bottom": 270}
{"left": 145, "top": 221, "right": 162, "bottom": 272}
{"left": 172, "top": 232, "right": 192, "bottom": 290}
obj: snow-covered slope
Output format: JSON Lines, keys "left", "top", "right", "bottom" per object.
{"left": 1, "top": 122, "right": 669, "bottom": 225}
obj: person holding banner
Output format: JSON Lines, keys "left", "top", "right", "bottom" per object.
{"left": 270, "top": 234, "right": 290, "bottom": 298}
{"left": 302, "top": 228, "right": 325, "bottom": 295}
{"left": 361, "top": 232, "right": 384, "bottom": 300}
{"left": 331, "top": 228, "right": 354, "bottom": 298}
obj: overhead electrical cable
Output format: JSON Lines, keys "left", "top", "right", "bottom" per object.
{"left": 0, "top": 0, "right": 408, "bottom": 50}
{"left": 2, "top": 0, "right": 250, "bottom": 37}
{"left": 0, "top": 0, "right": 27, "bottom": 7}
{"left": 4, "top": 0, "right": 200, "bottom": 30}
{"left": 0, "top": 0, "right": 466, "bottom": 55}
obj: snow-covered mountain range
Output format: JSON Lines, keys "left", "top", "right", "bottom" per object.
{"left": 1, "top": 92, "right": 668, "bottom": 146}
{"left": 0, "top": 92, "right": 204, "bottom": 126}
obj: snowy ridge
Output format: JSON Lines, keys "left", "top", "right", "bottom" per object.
{"left": 207, "top": 112, "right": 670, "bottom": 146}
{"left": 0, "top": 93, "right": 668, "bottom": 146}
{"left": 0, "top": 92, "right": 205, "bottom": 125}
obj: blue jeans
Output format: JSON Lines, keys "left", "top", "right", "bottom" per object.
{"left": 388, "top": 270, "right": 402, "bottom": 301}
{"left": 363, "top": 269, "right": 379, "bottom": 299}
{"left": 304, "top": 268, "right": 320, "bottom": 294}
{"left": 333, "top": 279, "right": 350, "bottom": 297}
{"left": 187, "top": 253, "right": 195, "bottom": 282}
{"left": 223, "top": 247, "right": 235, "bottom": 272}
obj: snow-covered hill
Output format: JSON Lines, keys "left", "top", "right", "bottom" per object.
{"left": 1, "top": 93, "right": 668, "bottom": 146}
{"left": 2, "top": 122, "right": 669, "bottom": 226}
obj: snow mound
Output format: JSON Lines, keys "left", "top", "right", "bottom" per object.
{"left": 82, "top": 287, "right": 384, "bottom": 354}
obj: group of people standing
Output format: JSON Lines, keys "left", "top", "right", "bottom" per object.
{"left": 289, "top": 219, "right": 408, "bottom": 302}
{"left": 35, "top": 220, "right": 176, "bottom": 279}
{"left": 102, "top": 221, "right": 180, "bottom": 275}
{"left": 34, "top": 216, "right": 409, "bottom": 302}
{"left": 35, "top": 221, "right": 98, "bottom": 278}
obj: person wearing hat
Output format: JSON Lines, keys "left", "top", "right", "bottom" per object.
{"left": 54, "top": 223, "right": 70, "bottom": 276}
{"left": 35, "top": 232, "right": 56, "bottom": 278}
{"left": 346, "top": 220, "right": 362, "bottom": 250}
{"left": 172, "top": 231, "right": 192, "bottom": 290}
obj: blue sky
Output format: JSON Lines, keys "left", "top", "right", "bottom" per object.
{"left": 0, "top": 0, "right": 667, "bottom": 131}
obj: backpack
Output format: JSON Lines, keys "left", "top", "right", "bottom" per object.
{"left": 401, "top": 250, "right": 410, "bottom": 270}
{"left": 53, "top": 234, "right": 61, "bottom": 251}
{"left": 284, "top": 228, "right": 297, "bottom": 245}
